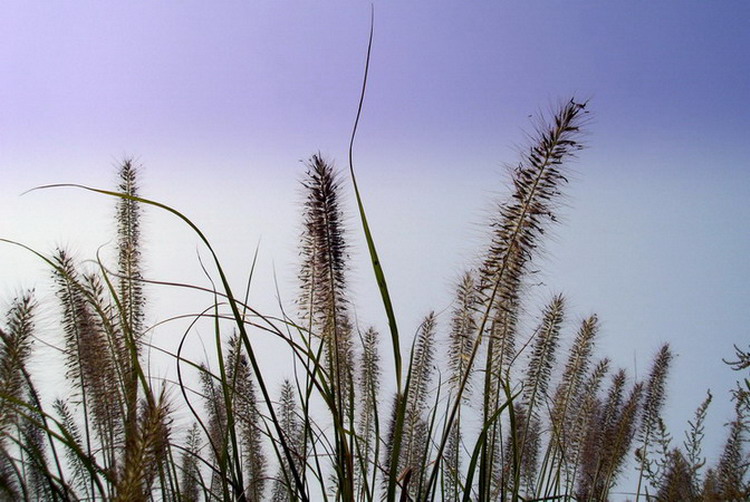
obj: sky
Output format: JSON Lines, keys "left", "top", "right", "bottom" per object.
{"left": 2, "top": 1, "right": 749, "bottom": 496}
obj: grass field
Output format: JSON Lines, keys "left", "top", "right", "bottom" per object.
{"left": 1, "top": 94, "right": 748, "bottom": 501}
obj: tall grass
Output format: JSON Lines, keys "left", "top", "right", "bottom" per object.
{"left": 1, "top": 78, "right": 749, "bottom": 502}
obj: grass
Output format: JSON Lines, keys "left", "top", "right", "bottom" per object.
{"left": 0, "top": 40, "right": 748, "bottom": 502}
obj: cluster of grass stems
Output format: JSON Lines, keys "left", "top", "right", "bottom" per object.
{"left": 0, "top": 45, "right": 748, "bottom": 502}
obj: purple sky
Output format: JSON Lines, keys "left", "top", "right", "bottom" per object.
{"left": 2, "top": 2, "right": 749, "bottom": 496}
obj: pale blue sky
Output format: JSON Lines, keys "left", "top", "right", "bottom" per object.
{"left": 2, "top": 2, "right": 749, "bottom": 494}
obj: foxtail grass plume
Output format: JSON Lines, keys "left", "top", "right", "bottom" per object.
{"left": 548, "top": 314, "right": 601, "bottom": 488}
{"left": 271, "top": 379, "right": 304, "bottom": 502}
{"left": 116, "top": 159, "right": 145, "bottom": 345}
{"left": 298, "top": 153, "right": 357, "bottom": 498}
{"left": 479, "top": 100, "right": 587, "bottom": 499}
{"left": 0, "top": 292, "right": 36, "bottom": 432}
{"left": 635, "top": 344, "right": 673, "bottom": 499}
{"left": 355, "top": 327, "right": 381, "bottom": 499}
{"left": 385, "top": 313, "right": 436, "bottom": 497}
{"left": 516, "top": 294, "right": 565, "bottom": 495}
{"left": 577, "top": 370, "right": 643, "bottom": 500}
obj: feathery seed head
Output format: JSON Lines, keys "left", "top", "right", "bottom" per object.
{"left": 479, "top": 100, "right": 588, "bottom": 309}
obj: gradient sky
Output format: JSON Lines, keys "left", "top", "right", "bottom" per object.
{"left": 2, "top": 2, "right": 749, "bottom": 496}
